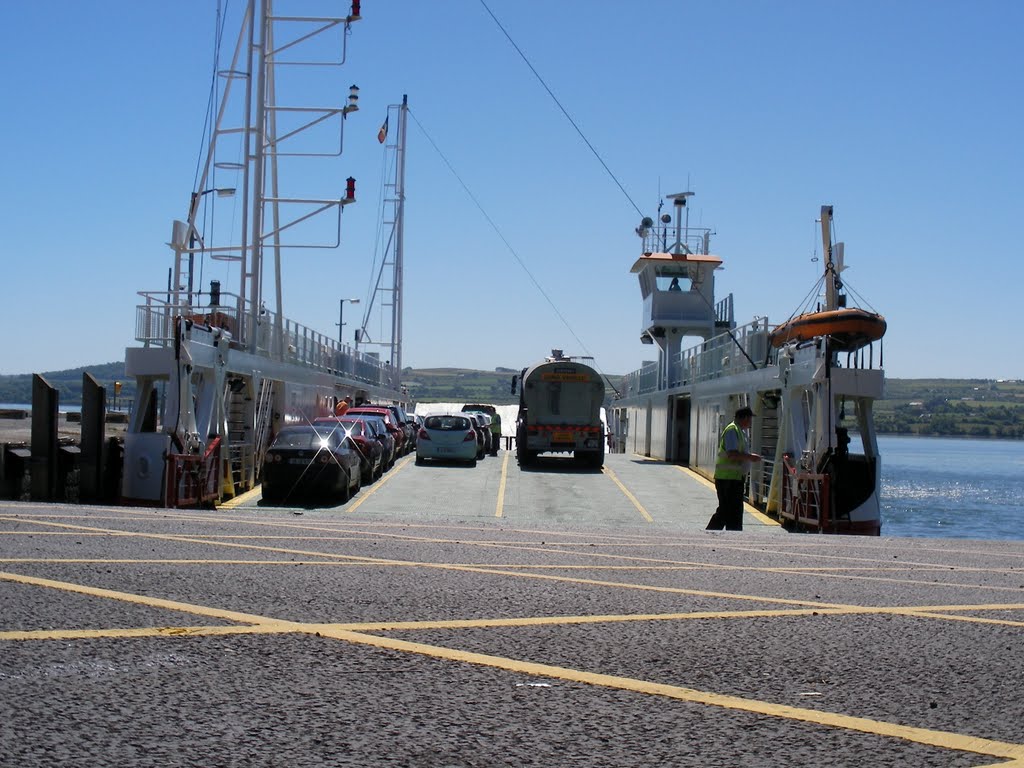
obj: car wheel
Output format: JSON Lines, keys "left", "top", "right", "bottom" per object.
{"left": 415, "top": 455, "right": 424, "bottom": 465}
{"left": 469, "top": 458, "right": 477, "bottom": 467}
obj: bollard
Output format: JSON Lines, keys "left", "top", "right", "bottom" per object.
{"left": 2, "top": 444, "right": 31, "bottom": 500}
{"left": 57, "top": 443, "right": 82, "bottom": 502}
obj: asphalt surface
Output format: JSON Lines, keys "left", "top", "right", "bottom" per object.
{"left": 2, "top": 450, "right": 1023, "bottom": 767}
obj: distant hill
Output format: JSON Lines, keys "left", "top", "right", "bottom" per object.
{"left": 2, "top": 364, "right": 1021, "bottom": 437}
{"left": 873, "top": 377, "right": 1024, "bottom": 438}
{"left": 0, "top": 362, "right": 130, "bottom": 407}
{"left": 402, "top": 367, "right": 521, "bottom": 404}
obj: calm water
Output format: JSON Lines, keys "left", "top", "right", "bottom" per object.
{"left": 880, "top": 435, "right": 1024, "bottom": 540}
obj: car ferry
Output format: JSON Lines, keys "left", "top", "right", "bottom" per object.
{"left": 120, "top": 1, "right": 409, "bottom": 509}
{"left": 607, "top": 193, "right": 886, "bottom": 534}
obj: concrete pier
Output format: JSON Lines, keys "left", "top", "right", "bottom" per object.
{"left": 2, "top": 452, "right": 1022, "bottom": 766}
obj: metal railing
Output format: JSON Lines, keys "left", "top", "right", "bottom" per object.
{"left": 621, "top": 317, "right": 775, "bottom": 397}
{"left": 133, "top": 290, "right": 398, "bottom": 389}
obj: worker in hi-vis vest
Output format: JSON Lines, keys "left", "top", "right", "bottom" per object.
{"left": 706, "top": 406, "right": 761, "bottom": 531}
{"left": 489, "top": 412, "right": 501, "bottom": 455}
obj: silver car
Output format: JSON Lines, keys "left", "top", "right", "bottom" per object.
{"left": 415, "top": 414, "right": 478, "bottom": 466}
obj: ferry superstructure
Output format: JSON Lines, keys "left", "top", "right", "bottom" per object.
{"left": 607, "top": 194, "right": 886, "bottom": 534}
{"left": 121, "top": 1, "right": 408, "bottom": 508}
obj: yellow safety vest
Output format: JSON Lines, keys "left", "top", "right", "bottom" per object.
{"left": 714, "top": 422, "right": 747, "bottom": 481}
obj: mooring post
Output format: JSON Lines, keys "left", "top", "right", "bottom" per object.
{"left": 30, "top": 374, "right": 59, "bottom": 501}
{"left": 80, "top": 373, "right": 107, "bottom": 503}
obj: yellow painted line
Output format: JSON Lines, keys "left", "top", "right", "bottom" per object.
{"left": 900, "top": 611, "right": 1024, "bottom": 628}
{"left": 0, "top": 517, "right": 407, "bottom": 566}
{"left": 329, "top": 607, "right": 854, "bottom": 632}
{"left": 0, "top": 559, "right": 403, "bottom": 565}
{"left": 0, "top": 625, "right": 280, "bottom": 642}
{"left": 0, "top": 570, "right": 289, "bottom": 626}
{"left": 602, "top": 465, "right": 654, "bottom": 522}
{"left": 219, "top": 484, "right": 263, "bottom": 509}
{"left": 5, "top": 515, "right": 1024, "bottom": 628}
{"left": 495, "top": 450, "right": 510, "bottom": 518}
{"left": 310, "top": 627, "right": 1024, "bottom": 762}
{"left": 343, "top": 455, "right": 413, "bottom": 513}
{"left": 675, "top": 465, "right": 780, "bottom": 526}
{"left": 3, "top": 568, "right": 1022, "bottom": 760}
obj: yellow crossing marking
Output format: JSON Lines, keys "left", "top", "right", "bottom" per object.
{"left": 4, "top": 568, "right": 1023, "bottom": 762}
{"left": 311, "top": 627, "right": 1024, "bottom": 762}
{"left": 495, "top": 450, "right": 510, "bottom": 518}
{"left": 0, "top": 570, "right": 285, "bottom": 626}
{"left": 602, "top": 465, "right": 654, "bottom": 522}
{"left": 344, "top": 455, "right": 412, "bottom": 512}
{"left": 6, "top": 515, "right": 1024, "bottom": 627}
{"left": 0, "top": 625, "right": 276, "bottom": 641}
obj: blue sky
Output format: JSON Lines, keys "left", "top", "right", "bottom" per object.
{"left": 2, "top": 0, "right": 1021, "bottom": 381}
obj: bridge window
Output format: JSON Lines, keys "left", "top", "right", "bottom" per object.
{"left": 656, "top": 274, "right": 691, "bottom": 292}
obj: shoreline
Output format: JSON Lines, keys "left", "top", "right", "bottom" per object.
{"left": 0, "top": 415, "right": 127, "bottom": 445}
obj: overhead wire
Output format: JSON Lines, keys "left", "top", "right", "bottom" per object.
{"left": 478, "top": 0, "right": 645, "bottom": 222}
{"left": 407, "top": 109, "right": 600, "bottom": 372}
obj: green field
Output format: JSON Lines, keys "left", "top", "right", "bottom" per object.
{"left": 874, "top": 378, "right": 1024, "bottom": 438}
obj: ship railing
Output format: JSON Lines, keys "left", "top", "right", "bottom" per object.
{"left": 622, "top": 361, "right": 659, "bottom": 397}
{"left": 622, "top": 318, "right": 774, "bottom": 395}
{"left": 640, "top": 226, "right": 712, "bottom": 256}
{"left": 675, "top": 317, "right": 775, "bottom": 386}
{"left": 714, "top": 294, "right": 734, "bottom": 326}
{"left": 133, "top": 291, "right": 398, "bottom": 389}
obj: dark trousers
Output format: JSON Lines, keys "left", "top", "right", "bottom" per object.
{"left": 707, "top": 478, "right": 745, "bottom": 531}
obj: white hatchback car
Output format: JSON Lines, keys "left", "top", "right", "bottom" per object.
{"left": 415, "top": 414, "right": 479, "bottom": 466}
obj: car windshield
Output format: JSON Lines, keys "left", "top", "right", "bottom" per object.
{"left": 350, "top": 416, "right": 384, "bottom": 434}
{"left": 272, "top": 427, "right": 338, "bottom": 450}
{"left": 424, "top": 415, "right": 471, "bottom": 431}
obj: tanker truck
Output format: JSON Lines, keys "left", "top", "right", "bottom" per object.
{"left": 512, "top": 350, "right": 606, "bottom": 468}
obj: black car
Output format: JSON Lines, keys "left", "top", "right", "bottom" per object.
{"left": 261, "top": 425, "right": 361, "bottom": 505}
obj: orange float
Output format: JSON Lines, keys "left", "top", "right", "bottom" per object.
{"left": 769, "top": 307, "right": 886, "bottom": 352}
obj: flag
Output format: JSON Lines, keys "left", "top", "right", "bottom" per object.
{"left": 377, "top": 115, "right": 389, "bottom": 144}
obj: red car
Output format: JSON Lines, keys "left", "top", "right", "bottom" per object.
{"left": 346, "top": 406, "right": 409, "bottom": 456}
{"left": 313, "top": 417, "right": 384, "bottom": 483}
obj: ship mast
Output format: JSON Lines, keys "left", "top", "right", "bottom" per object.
{"left": 392, "top": 94, "right": 408, "bottom": 376}
{"left": 820, "top": 204, "right": 844, "bottom": 313}
{"left": 357, "top": 95, "right": 408, "bottom": 389}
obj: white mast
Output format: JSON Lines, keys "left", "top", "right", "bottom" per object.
{"left": 392, "top": 95, "right": 408, "bottom": 379}
{"left": 357, "top": 95, "right": 408, "bottom": 390}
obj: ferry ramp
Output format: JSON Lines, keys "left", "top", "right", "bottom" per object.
{"left": 2, "top": 451, "right": 1023, "bottom": 767}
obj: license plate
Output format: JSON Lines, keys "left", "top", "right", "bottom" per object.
{"left": 288, "top": 458, "right": 310, "bottom": 465}
{"left": 437, "top": 447, "right": 454, "bottom": 454}
{"left": 552, "top": 431, "right": 573, "bottom": 442}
